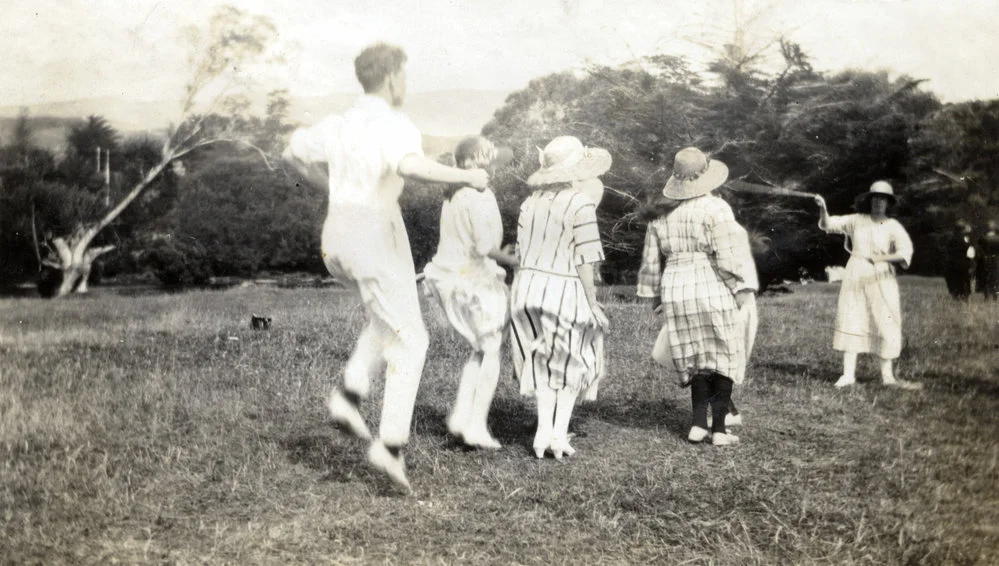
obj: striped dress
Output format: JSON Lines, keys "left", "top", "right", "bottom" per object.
{"left": 637, "top": 195, "right": 757, "bottom": 384}
{"left": 510, "top": 188, "right": 606, "bottom": 399}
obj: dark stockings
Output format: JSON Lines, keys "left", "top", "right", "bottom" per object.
{"left": 690, "top": 373, "right": 735, "bottom": 434}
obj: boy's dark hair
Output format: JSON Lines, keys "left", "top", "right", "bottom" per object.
{"left": 354, "top": 43, "right": 407, "bottom": 93}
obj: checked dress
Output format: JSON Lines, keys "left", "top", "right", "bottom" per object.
{"left": 637, "top": 195, "right": 757, "bottom": 385}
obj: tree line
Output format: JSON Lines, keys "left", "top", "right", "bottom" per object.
{"left": 2, "top": 14, "right": 997, "bottom": 295}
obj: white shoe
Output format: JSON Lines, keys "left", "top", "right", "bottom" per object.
{"left": 367, "top": 441, "right": 411, "bottom": 493}
{"left": 687, "top": 426, "right": 711, "bottom": 443}
{"left": 446, "top": 416, "right": 465, "bottom": 441}
{"left": 533, "top": 442, "right": 549, "bottom": 459}
{"left": 461, "top": 428, "right": 502, "bottom": 450}
{"left": 712, "top": 432, "right": 740, "bottom": 446}
{"left": 834, "top": 375, "right": 856, "bottom": 388}
{"left": 725, "top": 413, "right": 743, "bottom": 427}
{"left": 551, "top": 436, "right": 576, "bottom": 460}
{"left": 328, "top": 391, "right": 371, "bottom": 440}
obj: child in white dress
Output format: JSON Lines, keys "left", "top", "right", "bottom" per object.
{"left": 423, "top": 136, "right": 518, "bottom": 449}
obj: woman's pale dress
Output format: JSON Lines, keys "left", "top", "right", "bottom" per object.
{"left": 823, "top": 214, "right": 913, "bottom": 359}
{"left": 422, "top": 187, "right": 509, "bottom": 351}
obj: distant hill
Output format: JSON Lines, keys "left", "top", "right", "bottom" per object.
{"left": 0, "top": 115, "right": 82, "bottom": 155}
{"left": 0, "top": 89, "right": 511, "bottom": 156}
{"left": 0, "top": 116, "right": 466, "bottom": 160}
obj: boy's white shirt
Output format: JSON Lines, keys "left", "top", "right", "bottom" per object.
{"left": 287, "top": 95, "right": 423, "bottom": 212}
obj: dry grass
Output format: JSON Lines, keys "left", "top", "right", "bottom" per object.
{"left": 1, "top": 278, "right": 997, "bottom": 565}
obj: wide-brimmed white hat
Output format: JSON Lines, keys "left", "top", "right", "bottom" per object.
{"left": 854, "top": 180, "right": 897, "bottom": 209}
{"left": 662, "top": 147, "right": 729, "bottom": 200}
{"left": 526, "top": 136, "right": 612, "bottom": 187}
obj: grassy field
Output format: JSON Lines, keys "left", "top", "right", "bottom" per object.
{"left": 1, "top": 277, "right": 997, "bottom": 565}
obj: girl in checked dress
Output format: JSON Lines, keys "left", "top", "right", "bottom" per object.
{"left": 637, "top": 147, "right": 758, "bottom": 446}
{"left": 509, "top": 136, "right": 611, "bottom": 460}
{"left": 422, "top": 136, "right": 518, "bottom": 449}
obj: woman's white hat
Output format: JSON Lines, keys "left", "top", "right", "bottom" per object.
{"left": 527, "top": 136, "right": 612, "bottom": 187}
{"left": 854, "top": 180, "right": 897, "bottom": 209}
{"left": 662, "top": 147, "right": 729, "bottom": 200}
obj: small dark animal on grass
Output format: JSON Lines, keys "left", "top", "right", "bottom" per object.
{"left": 251, "top": 315, "right": 272, "bottom": 330}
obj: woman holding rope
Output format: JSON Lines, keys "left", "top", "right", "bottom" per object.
{"left": 814, "top": 181, "right": 922, "bottom": 390}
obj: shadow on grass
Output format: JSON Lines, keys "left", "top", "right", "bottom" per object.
{"left": 281, "top": 431, "right": 362, "bottom": 476}
{"left": 921, "top": 370, "right": 999, "bottom": 398}
{"left": 279, "top": 431, "right": 407, "bottom": 496}
{"left": 756, "top": 361, "right": 820, "bottom": 383}
{"left": 488, "top": 397, "right": 538, "bottom": 455}
{"left": 577, "top": 395, "right": 690, "bottom": 436}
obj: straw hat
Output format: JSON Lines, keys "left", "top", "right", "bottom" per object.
{"left": 526, "top": 136, "right": 612, "bottom": 186}
{"left": 662, "top": 147, "right": 729, "bottom": 200}
{"left": 854, "top": 180, "right": 897, "bottom": 210}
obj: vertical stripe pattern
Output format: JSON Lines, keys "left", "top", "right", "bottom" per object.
{"left": 510, "top": 188, "right": 606, "bottom": 397}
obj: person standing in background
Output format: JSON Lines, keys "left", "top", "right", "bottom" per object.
{"left": 944, "top": 220, "right": 976, "bottom": 300}
{"left": 978, "top": 220, "right": 999, "bottom": 300}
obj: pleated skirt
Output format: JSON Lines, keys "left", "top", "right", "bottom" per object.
{"left": 509, "top": 268, "right": 605, "bottom": 399}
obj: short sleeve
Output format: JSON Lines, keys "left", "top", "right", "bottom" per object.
{"left": 890, "top": 220, "right": 914, "bottom": 269}
{"left": 462, "top": 189, "right": 503, "bottom": 258}
{"left": 381, "top": 114, "right": 424, "bottom": 174}
{"left": 572, "top": 198, "right": 603, "bottom": 266}
{"left": 823, "top": 214, "right": 856, "bottom": 236}
{"left": 287, "top": 116, "right": 341, "bottom": 163}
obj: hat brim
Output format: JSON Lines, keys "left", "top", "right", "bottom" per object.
{"left": 526, "top": 148, "right": 612, "bottom": 186}
{"left": 854, "top": 191, "right": 897, "bottom": 209}
{"left": 662, "top": 159, "right": 729, "bottom": 200}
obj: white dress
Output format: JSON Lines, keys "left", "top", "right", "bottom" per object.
{"left": 422, "top": 187, "right": 509, "bottom": 351}
{"left": 823, "top": 214, "right": 913, "bottom": 359}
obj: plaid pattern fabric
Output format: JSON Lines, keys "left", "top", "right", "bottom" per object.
{"left": 510, "top": 188, "right": 605, "bottom": 396}
{"left": 636, "top": 195, "right": 757, "bottom": 381}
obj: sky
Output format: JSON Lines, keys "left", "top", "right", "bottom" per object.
{"left": 2, "top": 0, "right": 998, "bottom": 106}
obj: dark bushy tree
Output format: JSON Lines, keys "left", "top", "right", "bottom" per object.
{"left": 160, "top": 155, "right": 325, "bottom": 279}
{"left": 480, "top": 39, "right": 947, "bottom": 287}
{"left": 35, "top": 5, "right": 283, "bottom": 297}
